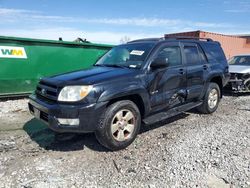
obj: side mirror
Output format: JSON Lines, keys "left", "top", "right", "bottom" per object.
{"left": 150, "top": 57, "right": 169, "bottom": 69}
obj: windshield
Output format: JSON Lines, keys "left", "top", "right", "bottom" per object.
{"left": 95, "top": 42, "right": 155, "bottom": 68}
{"left": 229, "top": 56, "right": 250, "bottom": 66}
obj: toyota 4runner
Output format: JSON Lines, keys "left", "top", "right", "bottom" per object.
{"left": 29, "top": 36, "right": 230, "bottom": 150}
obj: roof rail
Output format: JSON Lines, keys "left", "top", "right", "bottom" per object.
{"left": 164, "top": 35, "right": 213, "bottom": 42}
{"left": 128, "top": 38, "right": 164, "bottom": 43}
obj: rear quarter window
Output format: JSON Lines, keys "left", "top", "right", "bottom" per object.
{"left": 201, "top": 43, "right": 226, "bottom": 63}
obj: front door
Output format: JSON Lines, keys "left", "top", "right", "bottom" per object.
{"left": 148, "top": 42, "right": 187, "bottom": 112}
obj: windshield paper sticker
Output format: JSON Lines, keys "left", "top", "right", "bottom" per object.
{"left": 130, "top": 50, "right": 144, "bottom": 56}
{"left": 129, "top": 65, "right": 137, "bottom": 68}
{"left": 0, "top": 46, "right": 27, "bottom": 59}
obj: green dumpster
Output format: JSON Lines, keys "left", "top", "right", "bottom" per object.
{"left": 0, "top": 36, "right": 113, "bottom": 97}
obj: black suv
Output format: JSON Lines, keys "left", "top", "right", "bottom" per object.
{"left": 29, "top": 37, "right": 230, "bottom": 150}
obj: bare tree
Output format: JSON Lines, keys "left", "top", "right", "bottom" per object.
{"left": 120, "top": 36, "right": 131, "bottom": 44}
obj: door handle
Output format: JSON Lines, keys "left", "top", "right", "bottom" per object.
{"left": 203, "top": 64, "right": 208, "bottom": 70}
{"left": 179, "top": 68, "right": 184, "bottom": 75}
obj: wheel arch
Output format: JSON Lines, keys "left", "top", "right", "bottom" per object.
{"left": 106, "top": 94, "right": 146, "bottom": 118}
{"left": 209, "top": 75, "right": 223, "bottom": 97}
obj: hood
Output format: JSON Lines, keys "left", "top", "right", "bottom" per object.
{"left": 43, "top": 66, "right": 139, "bottom": 85}
{"left": 229, "top": 65, "right": 250, "bottom": 74}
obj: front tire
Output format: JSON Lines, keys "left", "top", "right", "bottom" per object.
{"left": 197, "top": 82, "right": 221, "bottom": 114}
{"left": 95, "top": 100, "right": 141, "bottom": 151}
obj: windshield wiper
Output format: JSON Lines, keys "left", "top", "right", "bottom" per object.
{"left": 94, "top": 64, "right": 130, "bottom": 69}
{"left": 94, "top": 64, "right": 106, "bottom": 67}
{"left": 107, "top": 64, "right": 128, "bottom": 68}
{"left": 95, "top": 64, "right": 128, "bottom": 68}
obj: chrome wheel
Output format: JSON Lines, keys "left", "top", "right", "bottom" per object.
{"left": 208, "top": 88, "right": 218, "bottom": 109}
{"left": 111, "top": 109, "right": 135, "bottom": 142}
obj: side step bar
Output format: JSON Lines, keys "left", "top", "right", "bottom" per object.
{"left": 143, "top": 101, "right": 202, "bottom": 125}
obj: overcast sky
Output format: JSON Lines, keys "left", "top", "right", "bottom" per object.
{"left": 0, "top": 0, "right": 249, "bottom": 44}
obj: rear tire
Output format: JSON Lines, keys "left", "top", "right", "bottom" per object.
{"left": 197, "top": 82, "right": 221, "bottom": 114}
{"left": 95, "top": 100, "right": 141, "bottom": 151}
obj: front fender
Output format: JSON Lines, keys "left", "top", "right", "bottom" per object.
{"left": 97, "top": 83, "right": 151, "bottom": 115}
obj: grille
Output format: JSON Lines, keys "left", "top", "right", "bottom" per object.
{"left": 36, "top": 80, "right": 59, "bottom": 102}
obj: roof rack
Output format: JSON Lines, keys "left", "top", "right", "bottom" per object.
{"left": 164, "top": 35, "right": 213, "bottom": 42}
{"left": 128, "top": 38, "right": 164, "bottom": 43}
{"left": 128, "top": 36, "right": 213, "bottom": 44}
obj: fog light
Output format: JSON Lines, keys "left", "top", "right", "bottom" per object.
{"left": 58, "top": 118, "right": 79, "bottom": 126}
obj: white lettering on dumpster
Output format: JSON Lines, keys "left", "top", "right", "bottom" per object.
{"left": 0, "top": 46, "right": 27, "bottom": 59}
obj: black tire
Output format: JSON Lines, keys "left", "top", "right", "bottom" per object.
{"left": 197, "top": 82, "right": 221, "bottom": 114}
{"left": 95, "top": 100, "right": 141, "bottom": 151}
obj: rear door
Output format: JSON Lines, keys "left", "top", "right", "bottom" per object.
{"left": 182, "top": 42, "right": 208, "bottom": 100}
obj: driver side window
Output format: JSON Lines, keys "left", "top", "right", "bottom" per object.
{"left": 156, "top": 46, "right": 182, "bottom": 67}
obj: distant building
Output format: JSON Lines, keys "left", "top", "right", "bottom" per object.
{"left": 165, "top": 30, "right": 250, "bottom": 59}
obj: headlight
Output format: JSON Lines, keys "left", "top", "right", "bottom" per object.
{"left": 58, "top": 85, "right": 93, "bottom": 102}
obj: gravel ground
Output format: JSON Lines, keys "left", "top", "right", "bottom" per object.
{"left": 0, "top": 95, "right": 249, "bottom": 188}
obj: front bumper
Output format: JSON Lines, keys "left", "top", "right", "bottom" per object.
{"left": 225, "top": 79, "right": 250, "bottom": 92}
{"left": 28, "top": 94, "right": 107, "bottom": 133}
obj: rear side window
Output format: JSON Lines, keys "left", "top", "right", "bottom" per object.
{"left": 184, "top": 46, "right": 200, "bottom": 64}
{"left": 201, "top": 43, "right": 226, "bottom": 63}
